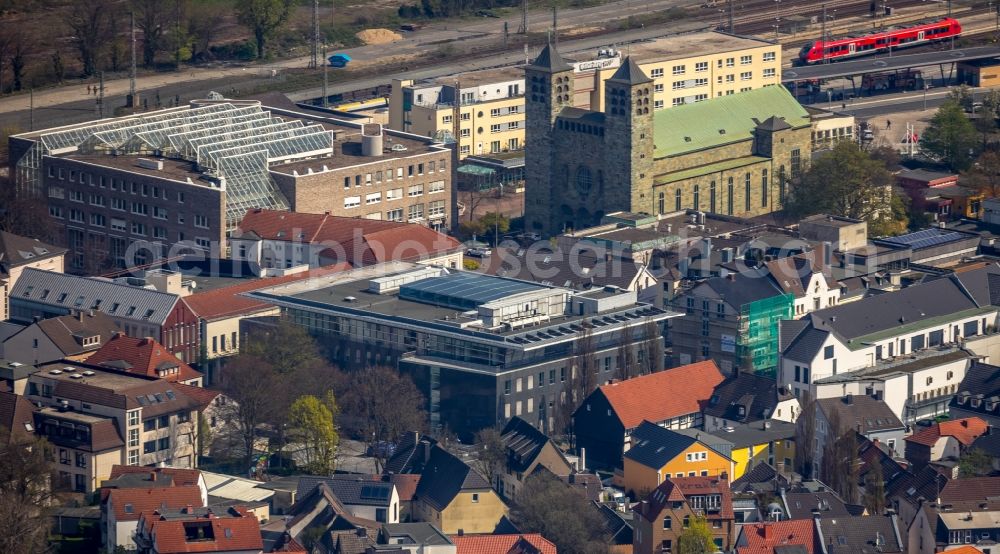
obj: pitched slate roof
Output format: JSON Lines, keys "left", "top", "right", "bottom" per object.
{"left": 885, "top": 465, "right": 949, "bottom": 508}
{"left": 0, "top": 231, "right": 66, "bottom": 270}
{"left": 781, "top": 326, "right": 830, "bottom": 363}
{"left": 501, "top": 416, "right": 568, "bottom": 474}
{"left": 0, "top": 390, "right": 36, "bottom": 440}
{"left": 635, "top": 475, "right": 733, "bottom": 522}
{"left": 732, "top": 462, "right": 790, "bottom": 494}
{"left": 172, "top": 383, "right": 221, "bottom": 410}
{"left": 695, "top": 270, "right": 785, "bottom": 311}
{"left": 594, "top": 361, "right": 725, "bottom": 429}
{"left": 12, "top": 268, "right": 180, "bottom": 326}
{"left": 594, "top": 501, "right": 633, "bottom": 544}
{"left": 28, "top": 311, "right": 119, "bottom": 357}
{"left": 286, "top": 481, "right": 380, "bottom": 543}
{"left": 783, "top": 491, "right": 854, "bottom": 520}
{"left": 817, "top": 395, "right": 905, "bottom": 435}
{"left": 385, "top": 432, "right": 437, "bottom": 475}
{"left": 607, "top": 56, "right": 652, "bottom": 85}
{"left": 85, "top": 334, "right": 202, "bottom": 383}
{"left": 106, "top": 486, "right": 204, "bottom": 521}
{"left": 737, "top": 520, "right": 817, "bottom": 554}
{"left": 703, "top": 373, "right": 783, "bottom": 423}
{"left": 818, "top": 515, "right": 903, "bottom": 554}
{"left": 904, "top": 417, "right": 988, "bottom": 446}
{"left": 950, "top": 360, "right": 1000, "bottom": 417}
{"left": 527, "top": 43, "right": 572, "bottom": 73}
{"left": 624, "top": 421, "right": 730, "bottom": 469}
{"left": 414, "top": 445, "right": 492, "bottom": 511}
{"left": 756, "top": 115, "right": 792, "bottom": 132}
{"left": 298, "top": 475, "right": 394, "bottom": 507}
{"left": 451, "top": 534, "right": 557, "bottom": 554}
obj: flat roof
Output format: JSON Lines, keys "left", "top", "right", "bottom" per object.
{"left": 627, "top": 32, "right": 775, "bottom": 65}
{"left": 783, "top": 46, "right": 1000, "bottom": 82}
{"left": 36, "top": 362, "right": 156, "bottom": 389}
{"left": 426, "top": 66, "right": 523, "bottom": 88}
{"left": 815, "top": 348, "right": 971, "bottom": 383}
{"left": 37, "top": 406, "right": 110, "bottom": 424}
{"left": 800, "top": 214, "right": 863, "bottom": 228}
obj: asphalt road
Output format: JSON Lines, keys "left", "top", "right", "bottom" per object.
{"left": 810, "top": 87, "right": 955, "bottom": 119}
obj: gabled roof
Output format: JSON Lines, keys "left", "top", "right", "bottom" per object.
{"left": 106, "top": 486, "right": 204, "bottom": 522}
{"left": 18, "top": 310, "right": 119, "bottom": 358}
{"left": 783, "top": 491, "right": 855, "bottom": 520}
{"left": 885, "top": 465, "right": 949, "bottom": 508}
{"left": 940, "top": 476, "right": 1000, "bottom": 504}
{"left": 816, "top": 395, "right": 905, "bottom": 435}
{"left": 298, "top": 475, "right": 395, "bottom": 507}
{"left": 0, "top": 390, "right": 35, "bottom": 440}
{"left": 501, "top": 416, "right": 569, "bottom": 474}
{"left": 11, "top": 268, "right": 179, "bottom": 326}
{"left": 693, "top": 269, "right": 785, "bottom": 311}
{"left": 108, "top": 465, "right": 203, "bottom": 488}
{"left": 236, "top": 209, "right": 461, "bottom": 267}
{"left": 818, "top": 515, "right": 903, "bottom": 554}
{"left": 85, "top": 333, "right": 202, "bottom": 383}
{"left": 781, "top": 326, "right": 830, "bottom": 363}
{"left": 389, "top": 473, "right": 420, "bottom": 502}
{"left": 737, "top": 520, "right": 817, "bottom": 554}
{"left": 451, "top": 533, "right": 557, "bottom": 554}
{"left": 414, "top": 445, "right": 492, "bottom": 511}
{"left": 703, "top": 373, "right": 784, "bottom": 423}
{"left": 624, "top": 421, "right": 730, "bottom": 469}
{"left": 606, "top": 56, "right": 652, "bottom": 85}
{"left": 731, "top": 462, "right": 790, "bottom": 494}
{"left": 591, "top": 361, "right": 725, "bottom": 429}
{"left": 527, "top": 43, "right": 572, "bottom": 73}
{"left": 172, "top": 383, "right": 221, "bottom": 410}
{"left": 286, "top": 481, "right": 379, "bottom": 542}
{"left": 0, "top": 231, "right": 66, "bottom": 270}
{"left": 635, "top": 475, "right": 733, "bottom": 522}
{"left": 139, "top": 506, "right": 263, "bottom": 553}
{"left": 904, "top": 417, "right": 988, "bottom": 446}
{"left": 594, "top": 501, "right": 633, "bottom": 545}
{"left": 950, "top": 360, "right": 1000, "bottom": 416}
{"left": 385, "top": 432, "right": 437, "bottom": 475}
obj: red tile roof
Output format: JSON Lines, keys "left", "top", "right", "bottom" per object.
{"left": 108, "top": 465, "right": 203, "bottom": 487}
{"left": 106, "top": 486, "right": 204, "bottom": 521}
{"left": 183, "top": 264, "right": 351, "bottom": 320}
{"left": 598, "top": 361, "right": 725, "bottom": 429}
{"left": 636, "top": 476, "right": 734, "bottom": 522}
{"left": 237, "top": 209, "right": 461, "bottom": 267}
{"left": 940, "top": 476, "right": 1000, "bottom": 504}
{"left": 389, "top": 473, "right": 421, "bottom": 502}
{"left": 85, "top": 334, "right": 203, "bottom": 383}
{"left": 141, "top": 506, "right": 263, "bottom": 553}
{"left": 452, "top": 534, "right": 557, "bottom": 554}
{"left": 737, "top": 520, "right": 817, "bottom": 554}
{"left": 904, "top": 417, "right": 988, "bottom": 447}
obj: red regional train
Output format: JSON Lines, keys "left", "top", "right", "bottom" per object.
{"left": 798, "top": 17, "right": 962, "bottom": 64}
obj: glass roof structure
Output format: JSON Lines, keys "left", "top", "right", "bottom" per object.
{"left": 15, "top": 103, "right": 341, "bottom": 232}
{"left": 399, "top": 272, "right": 548, "bottom": 311}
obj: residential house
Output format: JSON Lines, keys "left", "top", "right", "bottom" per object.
{"left": 0, "top": 389, "right": 36, "bottom": 441}
{"left": 813, "top": 394, "right": 906, "bottom": 473}
{"left": 950, "top": 361, "right": 1000, "bottom": 427}
{"left": 10, "top": 268, "right": 201, "bottom": 362}
{"left": 377, "top": 522, "right": 456, "bottom": 554}
{"left": 231, "top": 209, "right": 464, "bottom": 270}
{"left": 632, "top": 476, "right": 735, "bottom": 554}
{"left": 714, "top": 420, "right": 797, "bottom": 480}
{"left": 182, "top": 263, "right": 350, "bottom": 384}
{"left": 735, "top": 520, "right": 819, "bottom": 554}
{"left": 102, "top": 465, "right": 209, "bottom": 505}
{"left": 386, "top": 433, "right": 438, "bottom": 475}
{"left": 35, "top": 405, "right": 125, "bottom": 494}
{"left": 1, "top": 310, "right": 119, "bottom": 365}
{"left": 574, "top": 361, "right": 725, "bottom": 470}
{"left": 778, "top": 267, "right": 1000, "bottom": 418}
{"left": 885, "top": 465, "right": 951, "bottom": 528}
{"left": 816, "top": 514, "right": 905, "bottom": 554}
{"left": 27, "top": 361, "right": 201, "bottom": 469}
{"left": 702, "top": 373, "right": 799, "bottom": 433}
{"left": 908, "top": 500, "right": 1000, "bottom": 554}
{"left": 496, "top": 416, "right": 574, "bottom": 500}
{"left": 283, "top": 480, "right": 380, "bottom": 551}
{"left": 622, "top": 421, "right": 734, "bottom": 497}
{"left": 299, "top": 475, "right": 401, "bottom": 524}
{"left": 85, "top": 333, "right": 203, "bottom": 386}
{"left": 781, "top": 487, "right": 860, "bottom": 520}
{"left": 412, "top": 445, "right": 507, "bottom": 535}
{"left": 594, "top": 502, "right": 633, "bottom": 554}
{"left": 133, "top": 505, "right": 263, "bottom": 554}
{"left": 904, "top": 417, "right": 989, "bottom": 471}
{"left": 103, "top": 485, "right": 205, "bottom": 553}
{"left": 450, "top": 534, "right": 556, "bottom": 554}
{"left": 0, "top": 230, "right": 67, "bottom": 321}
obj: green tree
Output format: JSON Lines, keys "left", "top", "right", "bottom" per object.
{"left": 289, "top": 393, "right": 339, "bottom": 475}
{"left": 921, "top": 99, "right": 978, "bottom": 171}
{"left": 677, "top": 515, "right": 716, "bottom": 554}
{"left": 785, "top": 141, "right": 905, "bottom": 237}
{"left": 0, "top": 427, "right": 56, "bottom": 553}
{"left": 510, "top": 471, "right": 609, "bottom": 554}
{"left": 863, "top": 458, "right": 886, "bottom": 515}
{"left": 236, "top": 0, "right": 295, "bottom": 60}
{"left": 479, "top": 211, "right": 510, "bottom": 236}
{"left": 959, "top": 448, "right": 993, "bottom": 477}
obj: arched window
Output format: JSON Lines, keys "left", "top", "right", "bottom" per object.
{"left": 658, "top": 191, "right": 665, "bottom": 214}
{"left": 761, "top": 169, "right": 769, "bottom": 208}
{"left": 710, "top": 181, "right": 716, "bottom": 213}
{"left": 727, "top": 177, "right": 734, "bottom": 216}
{"left": 675, "top": 189, "right": 682, "bottom": 211}
{"left": 744, "top": 172, "right": 752, "bottom": 212}
{"left": 693, "top": 184, "right": 700, "bottom": 211}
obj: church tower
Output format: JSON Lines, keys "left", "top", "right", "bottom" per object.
{"left": 602, "top": 57, "right": 654, "bottom": 214}
{"left": 524, "top": 43, "right": 574, "bottom": 237}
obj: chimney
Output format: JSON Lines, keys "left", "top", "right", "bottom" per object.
{"left": 961, "top": 419, "right": 969, "bottom": 428}
{"left": 457, "top": 529, "right": 464, "bottom": 537}
{"left": 764, "top": 524, "right": 774, "bottom": 541}
{"left": 150, "top": 471, "right": 157, "bottom": 482}
{"left": 579, "top": 447, "right": 587, "bottom": 472}
{"left": 844, "top": 394, "right": 853, "bottom": 405}
{"left": 185, "top": 504, "right": 192, "bottom": 514}
{"left": 720, "top": 471, "right": 728, "bottom": 482}
{"left": 77, "top": 310, "right": 84, "bottom": 322}
{"left": 421, "top": 440, "right": 431, "bottom": 464}
{"left": 727, "top": 273, "right": 737, "bottom": 281}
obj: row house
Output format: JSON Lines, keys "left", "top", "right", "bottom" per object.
{"left": 633, "top": 476, "right": 735, "bottom": 554}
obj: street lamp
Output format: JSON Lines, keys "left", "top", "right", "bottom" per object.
{"left": 923, "top": 83, "right": 929, "bottom": 111}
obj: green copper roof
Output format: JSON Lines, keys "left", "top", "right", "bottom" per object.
{"left": 653, "top": 86, "right": 810, "bottom": 158}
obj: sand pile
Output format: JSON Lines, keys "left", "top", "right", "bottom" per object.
{"left": 356, "top": 28, "right": 403, "bottom": 45}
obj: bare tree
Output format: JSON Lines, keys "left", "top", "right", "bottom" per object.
{"left": 9, "top": 31, "right": 26, "bottom": 91}
{"left": 336, "top": 366, "right": 427, "bottom": 472}
{"left": 820, "top": 409, "right": 860, "bottom": 505}
{"left": 794, "top": 391, "right": 816, "bottom": 479}
{"left": 511, "top": 471, "right": 610, "bottom": 554}
{"left": 132, "top": 0, "right": 168, "bottom": 67}
{"left": 0, "top": 427, "right": 57, "bottom": 553}
{"left": 554, "top": 324, "right": 597, "bottom": 438}
{"left": 187, "top": 2, "right": 226, "bottom": 61}
{"left": 472, "top": 427, "right": 507, "bottom": 491}
{"left": 62, "top": 0, "right": 115, "bottom": 76}
{"left": 615, "top": 322, "right": 635, "bottom": 381}
{"left": 218, "top": 355, "right": 281, "bottom": 467}
{"left": 863, "top": 459, "right": 886, "bottom": 515}
{"left": 641, "top": 317, "right": 663, "bottom": 375}
{"left": 0, "top": 175, "right": 58, "bottom": 243}
{"left": 236, "top": 0, "right": 295, "bottom": 60}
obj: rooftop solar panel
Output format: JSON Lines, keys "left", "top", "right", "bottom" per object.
{"left": 882, "top": 228, "right": 966, "bottom": 250}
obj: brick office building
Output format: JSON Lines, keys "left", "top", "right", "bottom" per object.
{"left": 8, "top": 101, "right": 454, "bottom": 271}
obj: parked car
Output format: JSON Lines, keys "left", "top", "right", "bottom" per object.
{"left": 466, "top": 247, "right": 492, "bottom": 257}
{"left": 366, "top": 441, "right": 396, "bottom": 458}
